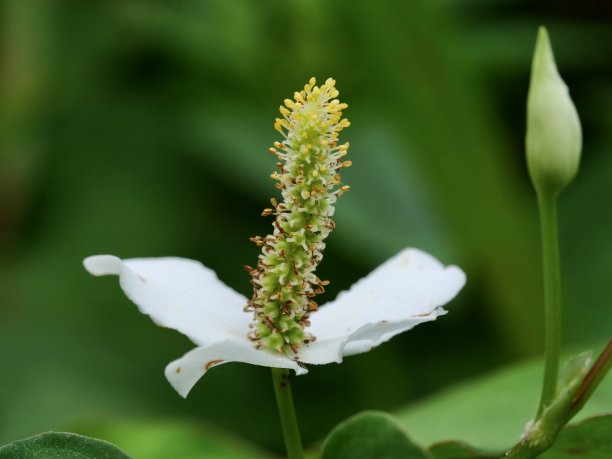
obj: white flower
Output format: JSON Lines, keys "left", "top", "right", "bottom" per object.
{"left": 83, "top": 248, "right": 465, "bottom": 397}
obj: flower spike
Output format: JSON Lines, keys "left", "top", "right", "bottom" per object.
{"left": 246, "top": 77, "right": 351, "bottom": 354}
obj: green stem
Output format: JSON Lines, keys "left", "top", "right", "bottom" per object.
{"left": 569, "top": 339, "right": 612, "bottom": 417}
{"left": 504, "top": 342, "right": 612, "bottom": 459}
{"left": 271, "top": 368, "right": 304, "bottom": 459}
{"left": 537, "top": 192, "right": 562, "bottom": 416}
{"left": 504, "top": 441, "right": 539, "bottom": 459}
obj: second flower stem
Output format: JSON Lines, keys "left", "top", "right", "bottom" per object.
{"left": 271, "top": 368, "right": 304, "bottom": 459}
{"left": 537, "top": 192, "right": 562, "bottom": 416}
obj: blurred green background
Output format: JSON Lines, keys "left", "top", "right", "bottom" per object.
{"left": 1, "top": 0, "right": 610, "bottom": 456}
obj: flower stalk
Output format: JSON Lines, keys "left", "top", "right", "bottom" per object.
{"left": 271, "top": 368, "right": 304, "bottom": 459}
{"left": 537, "top": 191, "right": 562, "bottom": 415}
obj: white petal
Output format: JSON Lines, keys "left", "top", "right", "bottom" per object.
{"left": 341, "top": 309, "right": 446, "bottom": 356}
{"left": 83, "top": 255, "right": 251, "bottom": 345}
{"left": 84, "top": 255, "right": 122, "bottom": 276}
{"left": 165, "top": 339, "right": 307, "bottom": 398}
{"left": 298, "top": 248, "right": 465, "bottom": 364}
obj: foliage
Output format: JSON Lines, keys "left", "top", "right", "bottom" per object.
{"left": 321, "top": 411, "right": 429, "bottom": 459}
{"left": 77, "top": 419, "right": 274, "bottom": 459}
{"left": 0, "top": 432, "right": 131, "bottom": 459}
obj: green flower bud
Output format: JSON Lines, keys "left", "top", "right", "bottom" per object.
{"left": 246, "top": 78, "right": 350, "bottom": 355}
{"left": 526, "top": 27, "right": 582, "bottom": 197}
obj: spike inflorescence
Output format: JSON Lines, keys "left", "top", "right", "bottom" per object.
{"left": 245, "top": 77, "right": 350, "bottom": 355}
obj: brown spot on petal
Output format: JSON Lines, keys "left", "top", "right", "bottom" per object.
{"left": 401, "top": 256, "right": 410, "bottom": 267}
{"left": 204, "top": 359, "right": 224, "bottom": 371}
{"left": 175, "top": 367, "right": 181, "bottom": 374}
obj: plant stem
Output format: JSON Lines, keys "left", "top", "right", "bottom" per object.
{"left": 504, "top": 441, "right": 539, "bottom": 459}
{"left": 504, "top": 341, "right": 612, "bottom": 459}
{"left": 537, "top": 192, "right": 562, "bottom": 416}
{"left": 271, "top": 368, "right": 304, "bottom": 459}
{"left": 569, "top": 339, "right": 612, "bottom": 417}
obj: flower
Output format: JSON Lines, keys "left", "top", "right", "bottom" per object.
{"left": 83, "top": 78, "right": 465, "bottom": 397}
{"left": 526, "top": 27, "right": 582, "bottom": 196}
{"left": 84, "top": 248, "right": 465, "bottom": 397}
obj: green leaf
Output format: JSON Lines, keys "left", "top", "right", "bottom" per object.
{"left": 541, "top": 415, "right": 612, "bottom": 458}
{"left": 396, "top": 347, "right": 612, "bottom": 450}
{"left": 321, "top": 411, "right": 430, "bottom": 459}
{"left": 0, "top": 432, "right": 131, "bottom": 459}
{"left": 429, "top": 441, "right": 497, "bottom": 459}
{"left": 78, "top": 418, "right": 274, "bottom": 459}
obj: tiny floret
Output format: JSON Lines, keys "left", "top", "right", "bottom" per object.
{"left": 526, "top": 27, "right": 582, "bottom": 196}
{"left": 245, "top": 77, "right": 351, "bottom": 355}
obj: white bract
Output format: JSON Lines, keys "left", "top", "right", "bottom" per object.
{"left": 84, "top": 248, "right": 465, "bottom": 397}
